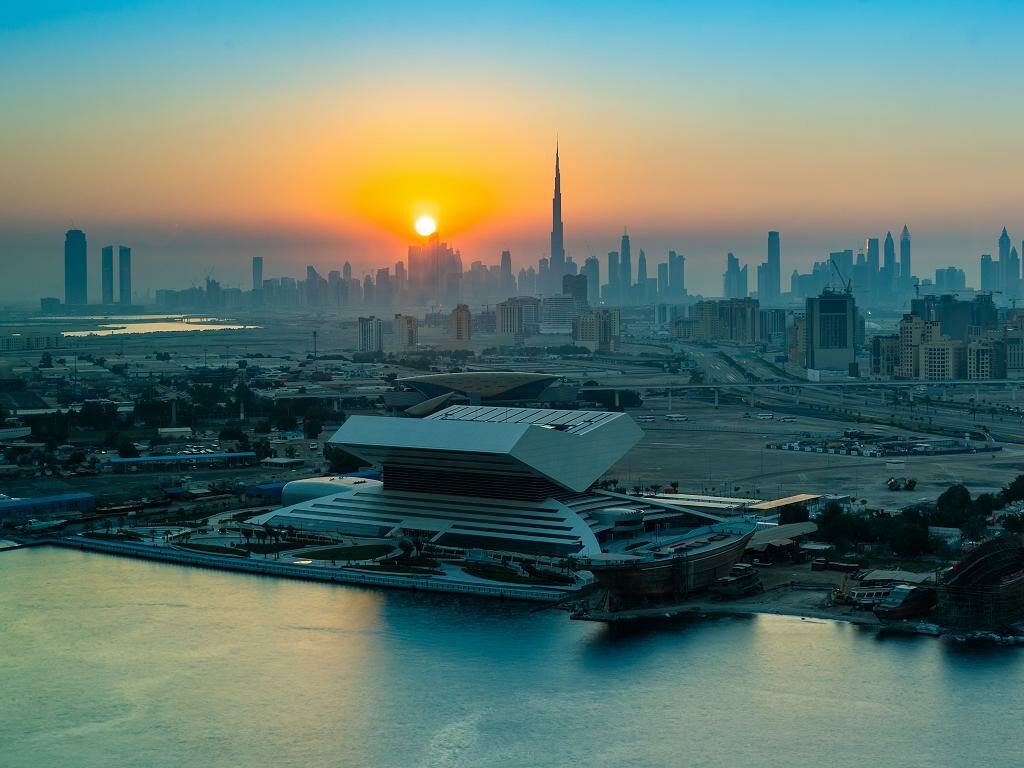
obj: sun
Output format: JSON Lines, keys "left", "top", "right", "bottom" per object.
{"left": 414, "top": 215, "right": 437, "bottom": 237}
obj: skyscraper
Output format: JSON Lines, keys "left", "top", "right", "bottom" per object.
{"left": 900, "top": 225, "right": 912, "bottom": 288}
{"left": 64, "top": 229, "right": 88, "bottom": 305}
{"left": 766, "top": 231, "right": 780, "bottom": 303}
{"left": 866, "top": 237, "right": 880, "bottom": 301}
{"left": 118, "top": 246, "right": 132, "bottom": 305}
{"left": 668, "top": 250, "right": 685, "bottom": 297}
{"left": 606, "top": 251, "right": 619, "bottom": 302}
{"left": 252, "top": 256, "right": 263, "bottom": 291}
{"left": 549, "top": 145, "right": 565, "bottom": 287}
{"left": 637, "top": 249, "right": 647, "bottom": 286}
{"left": 619, "top": 231, "right": 631, "bottom": 297}
{"left": 723, "top": 253, "right": 748, "bottom": 299}
{"left": 101, "top": 245, "right": 114, "bottom": 305}
{"left": 582, "top": 256, "right": 600, "bottom": 305}
{"left": 883, "top": 231, "right": 896, "bottom": 296}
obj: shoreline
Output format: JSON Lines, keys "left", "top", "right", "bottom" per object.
{"left": 41, "top": 536, "right": 574, "bottom": 603}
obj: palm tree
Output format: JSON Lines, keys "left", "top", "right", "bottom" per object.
{"left": 649, "top": 484, "right": 662, "bottom": 497}
{"left": 631, "top": 485, "right": 642, "bottom": 496}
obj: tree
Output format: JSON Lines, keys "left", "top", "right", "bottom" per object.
{"left": 276, "top": 413, "right": 298, "bottom": 432}
{"left": 1004, "top": 474, "right": 1024, "bottom": 504}
{"left": 779, "top": 505, "right": 810, "bottom": 525}
{"left": 303, "top": 418, "right": 322, "bottom": 439}
{"left": 1003, "top": 514, "right": 1024, "bottom": 534}
{"left": 116, "top": 438, "right": 139, "bottom": 459}
{"left": 324, "top": 444, "right": 365, "bottom": 474}
{"left": 961, "top": 515, "right": 987, "bottom": 543}
{"left": 39, "top": 352, "right": 53, "bottom": 368}
{"left": 934, "top": 484, "right": 971, "bottom": 527}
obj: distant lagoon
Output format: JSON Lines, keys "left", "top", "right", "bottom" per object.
{"left": 53, "top": 315, "right": 258, "bottom": 337}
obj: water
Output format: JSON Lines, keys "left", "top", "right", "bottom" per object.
{"left": 59, "top": 315, "right": 256, "bottom": 337}
{"left": 3, "top": 548, "right": 1022, "bottom": 768}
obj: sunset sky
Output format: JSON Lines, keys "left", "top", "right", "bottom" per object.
{"left": 4, "top": 1, "right": 1024, "bottom": 301}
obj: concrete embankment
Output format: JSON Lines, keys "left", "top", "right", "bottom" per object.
{"left": 47, "top": 537, "right": 570, "bottom": 603}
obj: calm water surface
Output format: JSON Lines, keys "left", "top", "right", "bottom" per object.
{"left": 3, "top": 549, "right": 1022, "bottom": 768}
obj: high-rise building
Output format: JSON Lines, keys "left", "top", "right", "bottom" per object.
{"left": 980, "top": 254, "right": 998, "bottom": 293}
{"left": 657, "top": 263, "right": 669, "bottom": 297}
{"left": 252, "top": 256, "right": 263, "bottom": 292}
{"left": 765, "top": 231, "right": 781, "bottom": 304}
{"left": 118, "top": 246, "right": 132, "bottom": 305}
{"left": 723, "top": 253, "right": 748, "bottom": 299}
{"left": 899, "top": 225, "right": 912, "bottom": 288}
{"left": 572, "top": 308, "right": 621, "bottom": 353}
{"left": 619, "top": 231, "right": 631, "bottom": 296}
{"left": 581, "top": 257, "right": 600, "bottom": 305}
{"left": 668, "top": 250, "right": 685, "bottom": 297}
{"left": 101, "top": 245, "right": 114, "bottom": 305}
{"left": 450, "top": 304, "right": 472, "bottom": 346}
{"left": 408, "top": 233, "right": 462, "bottom": 304}
{"left": 866, "top": 237, "right": 880, "bottom": 301}
{"left": 496, "top": 299, "right": 525, "bottom": 345}
{"left": 562, "top": 274, "right": 588, "bottom": 308}
{"left": 806, "top": 291, "right": 857, "bottom": 372}
{"left": 64, "top": 229, "right": 88, "bottom": 305}
{"left": 391, "top": 314, "right": 418, "bottom": 350}
{"left": 606, "top": 251, "right": 619, "bottom": 301}
{"left": 357, "top": 316, "right": 383, "bottom": 353}
{"left": 637, "top": 249, "right": 647, "bottom": 287}
{"left": 549, "top": 146, "right": 565, "bottom": 287}
{"left": 882, "top": 231, "right": 897, "bottom": 296}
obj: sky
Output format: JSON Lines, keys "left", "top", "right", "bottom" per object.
{"left": 4, "top": 0, "right": 1024, "bottom": 302}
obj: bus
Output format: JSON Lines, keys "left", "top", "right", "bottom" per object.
{"left": 664, "top": 413, "right": 689, "bottom": 422}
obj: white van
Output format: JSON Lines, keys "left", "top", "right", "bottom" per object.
{"left": 756, "top": 413, "right": 775, "bottom": 420}
{"left": 665, "top": 414, "right": 689, "bottom": 422}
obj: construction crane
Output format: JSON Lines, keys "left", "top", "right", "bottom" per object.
{"left": 828, "top": 257, "right": 853, "bottom": 294}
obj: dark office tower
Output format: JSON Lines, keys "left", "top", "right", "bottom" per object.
{"left": 562, "top": 273, "right": 588, "bottom": 308}
{"left": 101, "top": 245, "right": 114, "bottom": 305}
{"left": 606, "top": 251, "right": 619, "bottom": 300}
{"left": 997, "top": 227, "right": 1012, "bottom": 295}
{"left": 64, "top": 229, "right": 88, "bottom": 305}
{"left": 118, "top": 246, "right": 132, "bottom": 305}
{"left": 657, "top": 263, "right": 669, "bottom": 296}
{"left": 252, "top": 256, "right": 263, "bottom": 291}
{"left": 766, "top": 230, "right": 780, "bottom": 303}
{"left": 866, "top": 238, "right": 879, "bottom": 300}
{"left": 342, "top": 261, "right": 352, "bottom": 281}
{"left": 899, "top": 225, "right": 912, "bottom": 287}
{"left": 582, "top": 256, "right": 600, "bottom": 305}
{"left": 668, "top": 250, "right": 685, "bottom": 296}
{"left": 1008, "top": 246, "right": 1022, "bottom": 302}
{"left": 619, "top": 231, "right": 631, "bottom": 292}
{"left": 549, "top": 145, "right": 565, "bottom": 283}
{"left": 723, "top": 253, "right": 748, "bottom": 299}
{"left": 883, "top": 231, "right": 896, "bottom": 274}
{"left": 980, "top": 254, "right": 998, "bottom": 293}
{"left": 637, "top": 249, "right": 647, "bottom": 285}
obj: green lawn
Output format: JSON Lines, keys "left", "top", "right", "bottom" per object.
{"left": 462, "top": 562, "right": 572, "bottom": 586}
{"left": 346, "top": 564, "right": 443, "bottom": 575}
{"left": 175, "top": 542, "right": 249, "bottom": 557}
{"left": 300, "top": 544, "right": 395, "bottom": 561}
{"left": 239, "top": 542, "right": 299, "bottom": 554}
{"left": 83, "top": 531, "right": 144, "bottom": 542}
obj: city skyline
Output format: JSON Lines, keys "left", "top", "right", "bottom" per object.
{"left": 6, "top": 2, "right": 1024, "bottom": 301}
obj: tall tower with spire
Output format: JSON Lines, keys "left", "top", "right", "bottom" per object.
{"left": 549, "top": 144, "right": 566, "bottom": 290}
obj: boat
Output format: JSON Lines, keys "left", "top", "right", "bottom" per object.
{"left": 709, "top": 563, "right": 763, "bottom": 599}
{"left": 570, "top": 522, "right": 758, "bottom": 621}
{"left": 873, "top": 584, "right": 936, "bottom": 621}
